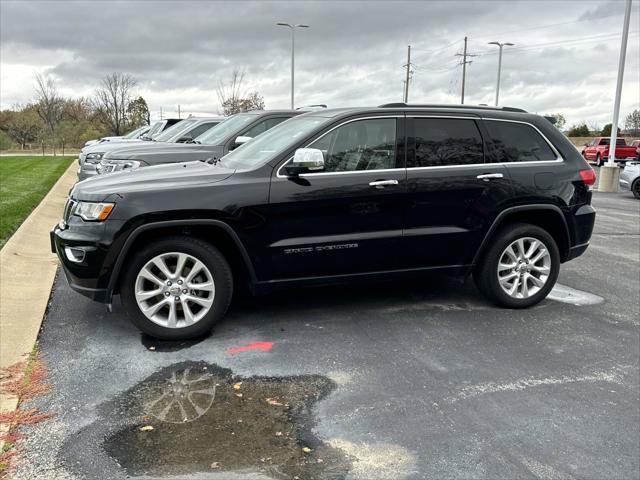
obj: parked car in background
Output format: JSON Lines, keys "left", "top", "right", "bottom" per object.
{"left": 77, "top": 117, "right": 222, "bottom": 180}
{"left": 96, "top": 110, "right": 300, "bottom": 175}
{"left": 619, "top": 161, "right": 640, "bottom": 198}
{"left": 581, "top": 137, "right": 638, "bottom": 166}
{"left": 52, "top": 103, "right": 596, "bottom": 339}
{"left": 83, "top": 125, "right": 151, "bottom": 148}
{"left": 630, "top": 140, "right": 640, "bottom": 159}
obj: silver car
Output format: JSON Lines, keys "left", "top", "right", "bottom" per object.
{"left": 619, "top": 161, "right": 640, "bottom": 198}
{"left": 77, "top": 117, "right": 222, "bottom": 181}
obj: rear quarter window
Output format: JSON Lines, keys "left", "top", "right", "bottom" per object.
{"left": 484, "top": 120, "right": 557, "bottom": 162}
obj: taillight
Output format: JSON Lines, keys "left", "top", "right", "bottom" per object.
{"left": 579, "top": 168, "right": 596, "bottom": 186}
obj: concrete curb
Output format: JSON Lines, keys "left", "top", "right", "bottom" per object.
{"left": 0, "top": 161, "right": 77, "bottom": 419}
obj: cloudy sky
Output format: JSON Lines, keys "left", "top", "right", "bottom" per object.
{"left": 1, "top": 0, "right": 638, "bottom": 128}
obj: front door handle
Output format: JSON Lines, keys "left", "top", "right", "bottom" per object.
{"left": 369, "top": 179, "right": 399, "bottom": 188}
{"left": 477, "top": 173, "right": 504, "bottom": 181}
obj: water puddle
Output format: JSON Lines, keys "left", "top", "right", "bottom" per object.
{"left": 547, "top": 283, "right": 604, "bottom": 306}
{"left": 84, "top": 362, "right": 350, "bottom": 479}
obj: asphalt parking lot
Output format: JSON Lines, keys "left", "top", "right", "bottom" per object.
{"left": 16, "top": 189, "right": 640, "bottom": 480}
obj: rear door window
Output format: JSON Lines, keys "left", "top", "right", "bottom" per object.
{"left": 484, "top": 120, "right": 557, "bottom": 162}
{"left": 410, "top": 118, "right": 484, "bottom": 167}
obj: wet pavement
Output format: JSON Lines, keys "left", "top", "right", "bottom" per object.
{"left": 14, "top": 191, "right": 640, "bottom": 480}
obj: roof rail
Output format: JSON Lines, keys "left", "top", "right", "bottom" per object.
{"left": 377, "top": 102, "right": 527, "bottom": 113}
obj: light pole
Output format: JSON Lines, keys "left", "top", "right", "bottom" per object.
{"left": 488, "top": 41, "right": 514, "bottom": 106}
{"left": 277, "top": 22, "right": 309, "bottom": 109}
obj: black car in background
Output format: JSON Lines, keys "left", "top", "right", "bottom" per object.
{"left": 52, "top": 104, "right": 596, "bottom": 339}
{"left": 96, "top": 110, "right": 301, "bottom": 175}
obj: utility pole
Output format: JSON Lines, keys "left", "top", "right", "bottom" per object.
{"left": 403, "top": 45, "right": 412, "bottom": 103}
{"left": 160, "top": 107, "right": 163, "bottom": 120}
{"left": 178, "top": 105, "right": 181, "bottom": 119}
{"left": 455, "top": 36, "right": 477, "bottom": 104}
{"left": 599, "top": 0, "right": 633, "bottom": 192}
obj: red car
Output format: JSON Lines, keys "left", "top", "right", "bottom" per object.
{"left": 582, "top": 137, "right": 639, "bottom": 166}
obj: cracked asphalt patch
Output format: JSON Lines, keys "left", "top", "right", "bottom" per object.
{"left": 13, "top": 191, "right": 640, "bottom": 479}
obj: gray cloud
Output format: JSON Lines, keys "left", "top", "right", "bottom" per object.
{"left": 1, "top": 0, "right": 638, "bottom": 126}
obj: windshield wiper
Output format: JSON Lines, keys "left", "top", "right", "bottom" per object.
{"left": 199, "top": 157, "right": 220, "bottom": 165}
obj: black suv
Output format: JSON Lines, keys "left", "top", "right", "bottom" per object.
{"left": 52, "top": 104, "right": 596, "bottom": 339}
{"left": 97, "top": 110, "right": 301, "bottom": 174}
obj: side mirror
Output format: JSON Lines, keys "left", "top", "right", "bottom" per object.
{"left": 233, "top": 135, "right": 252, "bottom": 148}
{"left": 285, "top": 148, "right": 325, "bottom": 176}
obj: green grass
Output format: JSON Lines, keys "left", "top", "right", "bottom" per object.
{"left": 0, "top": 156, "right": 74, "bottom": 248}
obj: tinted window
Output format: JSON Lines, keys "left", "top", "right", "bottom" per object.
{"left": 308, "top": 118, "right": 397, "bottom": 172}
{"left": 411, "top": 118, "right": 483, "bottom": 167}
{"left": 186, "top": 122, "right": 218, "bottom": 139}
{"left": 243, "top": 117, "right": 288, "bottom": 138}
{"left": 485, "top": 120, "right": 557, "bottom": 162}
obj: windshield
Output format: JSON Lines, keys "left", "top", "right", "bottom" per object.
{"left": 145, "top": 122, "right": 164, "bottom": 139}
{"left": 124, "top": 125, "right": 148, "bottom": 139}
{"left": 195, "top": 113, "right": 257, "bottom": 145}
{"left": 154, "top": 119, "right": 198, "bottom": 142}
{"left": 220, "top": 115, "right": 328, "bottom": 170}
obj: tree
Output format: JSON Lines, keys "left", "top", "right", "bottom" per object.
{"left": 93, "top": 73, "right": 138, "bottom": 135}
{"left": 567, "top": 123, "right": 590, "bottom": 137}
{"left": 625, "top": 109, "right": 640, "bottom": 136}
{"left": 0, "top": 105, "right": 43, "bottom": 149}
{"left": 127, "top": 96, "right": 150, "bottom": 128}
{"left": 545, "top": 113, "right": 566, "bottom": 130}
{"left": 216, "top": 69, "right": 265, "bottom": 116}
{"left": 600, "top": 123, "right": 621, "bottom": 137}
{"left": 34, "top": 73, "right": 64, "bottom": 150}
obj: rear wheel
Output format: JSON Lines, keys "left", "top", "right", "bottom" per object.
{"left": 121, "top": 236, "right": 233, "bottom": 339}
{"left": 474, "top": 223, "right": 560, "bottom": 308}
{"left": 596, "top": 154, "right": 603, "bottom": 167}
{"left": 632, "top": 179, "right": 640, "bottom": 199}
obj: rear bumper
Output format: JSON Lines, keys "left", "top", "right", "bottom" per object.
{"left": 566, "top": 204, "right": 596, "bottom": 261}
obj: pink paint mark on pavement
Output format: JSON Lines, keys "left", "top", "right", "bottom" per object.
{"left": 225, "top": 341, "right": 273, "bottom": 355}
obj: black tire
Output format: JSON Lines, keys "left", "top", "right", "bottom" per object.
{"left": 632, "top": 178, "right": 640, "bottom": 199}
{"left": 474, "top": 223, "right": 560, "bottom": 309}
{"left": 596, "top": 154, "right": 603, "bottom": 167}
{"left": 121, "top": 236, "right": 233, "bottom": 339}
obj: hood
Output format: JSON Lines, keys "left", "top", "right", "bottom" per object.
{"left": 81, "top": 138, "right": 149, "bottom": 155}
{"left": 73, "top": 161, "right": 235, "bottom": 202}
{"left": 103, "top": 143, "right": 225, "bottom": 165}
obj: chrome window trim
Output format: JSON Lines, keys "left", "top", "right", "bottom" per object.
{"left": 276, "top": 115, "right": 402, "bottom": 178}
{"left": 276, "top": 114, "right": 565, "bottom": 178}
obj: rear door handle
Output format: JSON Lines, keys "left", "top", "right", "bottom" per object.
{"left": 369, "top": 179, "right": 399, "bottom": 188}
{"left": 477, "top": 173, "right": 504, "bottom": 181}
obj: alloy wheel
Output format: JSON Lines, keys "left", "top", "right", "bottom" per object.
{"left": 497, "top": 237, "right": 551, "bottom": 299}
{"left": 135, "top": 252, "right": 215, "bottom": 328}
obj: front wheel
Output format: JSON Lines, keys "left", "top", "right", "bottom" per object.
{"left": 632, "top": 179, "right": 640, "bottom": 199}
{"left": 474, "top": 223, "right": 560, "bottom": 308}
{"left": 121, "top": 236, "right": 233, "bottom": 339}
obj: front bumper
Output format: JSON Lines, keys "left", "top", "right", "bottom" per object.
{"left": 51, "top": 218, "right": 125, "bottom": 303}
{"left": 77, "top": 163, "right": 99, "bottom": 181}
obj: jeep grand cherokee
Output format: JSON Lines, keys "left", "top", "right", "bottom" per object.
{"left": 52, "top": 104, "right": 596, "bottom": 339}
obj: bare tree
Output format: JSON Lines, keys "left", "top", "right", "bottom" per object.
{"left": 217, "top": 69, "right": 265, "bottom": 116}
{"left": 34, "top": 73, "right": 65, "bottom": 153}
{"left": 93, "top": 73, "right": 137, "bottom": 135}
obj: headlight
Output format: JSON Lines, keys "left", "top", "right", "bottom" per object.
{"left": 103, "top": 160, "right": 142, "bottom": 172}
{"left": 73, "top": 201, "right": 115, "bottom": 221}
{"left": 85, "top": 152, "right": 105, "bottom": 164}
